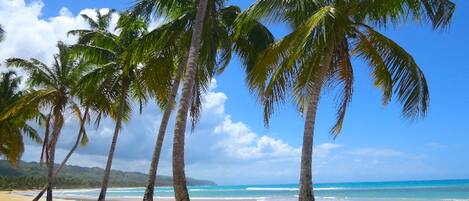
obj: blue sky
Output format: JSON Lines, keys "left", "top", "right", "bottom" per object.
{"left": 1, "top": 0, "right": 468, "bottom": 185}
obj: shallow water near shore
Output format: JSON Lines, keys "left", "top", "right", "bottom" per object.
{"left": 20, "top": 179, "right": 469, "bottom": 201}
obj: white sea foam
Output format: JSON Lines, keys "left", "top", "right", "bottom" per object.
{"left": 246, "top": 187, "right": 299, "bottom": 191}
{"left": 316, "top": 187, "right": 345, "bottom": 191}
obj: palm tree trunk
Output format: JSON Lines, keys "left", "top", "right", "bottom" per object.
{"left": 298, "top": 50, "right": 332, "bottom": 201}
{"left": 98, "top": 83, "right": 128, "bottom": 201}
{"left": 34, "top": 108, "right": 89, "bottom": 201}
{"left": 143, "top": 55, "right": 187, "bottom": 201}
{"left": 172, "top": 0, "right": 209, "bottom": 200}
{"left": 298, "top": 83, "right": 321, "bottom": 201}
{"left": 40, "top": 112, "right": 52, "bottom": 164}
{"left": 46, "top": 114, "right": 64, "bottom": 201}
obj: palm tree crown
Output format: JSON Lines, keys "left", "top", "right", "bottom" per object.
{"left": 4, "top": 41, "right": 90, "bottom": 201}
{"left": 70, "top": 12, "right": 173, "bottom": 201}
{"left": 240, "top": 0, "right": 455, "bottom": 200}
{"left": 244, "top": 0, "right": 455, "bottom": 133}
{"left": 0, "top": 71, "right": 42, "bottom": 165}
{"left": 129, "top": 1, "right": 274, "bottom": 200}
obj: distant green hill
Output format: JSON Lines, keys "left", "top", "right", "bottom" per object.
{"left": 0, "top": 160, "right": 215, "bottom": 190}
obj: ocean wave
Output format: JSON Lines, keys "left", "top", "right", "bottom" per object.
{"left": 246, "top": 187, "right": 299, "bottom": 191}
{"left": 189, "top": 189, "right": 242, "bottom": 192}
{"left": 316, "top": 187, "right": 345, "bottom": 191}
{"left": 246, "top": 187, "right": 344, "bottom": 191}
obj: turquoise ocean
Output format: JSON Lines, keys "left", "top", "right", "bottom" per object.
{"left": 31, "top": 179, "right": 469, "bottom": 200}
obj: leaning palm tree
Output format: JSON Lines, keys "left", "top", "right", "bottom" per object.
{"left": 169, "top": 1, "right": 209, "bottom": 199}
{"left": 240, "top": 0, "right": 455, "bottom": 200}
{"left": 4, "top": 42, "right": 90, "bottom": 201}
{"left": 0, "top": 71, "right": 42, "bottom": 165}
{"left": 31, "top": 9, "right": 118, "bottom": 201}
{"left": 129, "top": 1, "right": 274, "bottom": 200}
{"left": 70, "top": 13, "right": 172, "bottom": 201}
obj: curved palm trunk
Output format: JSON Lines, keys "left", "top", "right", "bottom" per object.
{"left": 172, "top": 0, "right": 209, "bottom": 200}
{"left": 143, "top": 56, "right": 187, "bottom": 201}
{"left": 46, "top": 114, "right": 64, "bottom": 201}
{"left": 298, "top": 51, "right": 332, "bottom": 201}
{"left": 40, "top": 111, "right": 52, "bottom": 164}
{"left": 34, "top": 108, "right": 89, "bottom": 201}
{"left": 98, "top": 83, "right": 128, "bottom": 201}
{"left": 298, "top": 84, "right": 321, "bottom": 201}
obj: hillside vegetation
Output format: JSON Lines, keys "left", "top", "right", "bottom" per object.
{"left": 0, "top": 160, "right": 215, "bottom": 190}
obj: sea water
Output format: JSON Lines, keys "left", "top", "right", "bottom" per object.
{"left": 33, "top": 179, "right": 469, "bottom": 200}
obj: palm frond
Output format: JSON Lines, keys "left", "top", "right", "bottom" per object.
{"left": 359, "top": 26, "right": 429, "bottom": 119}
{"left": 70, "top": 44, "right": 116, "bottom": 65}
{"left": 329, "top": 41, "right": 353, "bottom": 137}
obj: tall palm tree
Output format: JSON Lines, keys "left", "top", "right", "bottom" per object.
{"left": 0, "top": 71, "right": 42, "bottom": 165}
{"left": 70, "top": 13, "right": 172, "bottom": 201}
{"left": 130, "top": 1, "right": 274, "bottom": 200}
{"left": 4, "top": 42, "right": 90, "bottom": 201}
{"left": 240, "top": 0, "right": 455, "bottom": 200}
{"left": 31, "top": 9, "right": 116, "bottom": 201}
{"left": 170, "top": 1, "right": 208, "bottom": 199}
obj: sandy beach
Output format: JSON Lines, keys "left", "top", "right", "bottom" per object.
{"left": 66, "top": 198, "right": 256, "bottom": 201}
{"left": 0, "top": 191, "right": 256, "bottom": 201}
{"left": 0, "top": 191, "right": 71, "bottom": 201}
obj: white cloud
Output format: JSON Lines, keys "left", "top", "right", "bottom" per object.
{"left": 315, "top": 143, "right": 342, "bottom": 158}
{"left": 0, "top": 0, "right": 118, "bottom": 67}
{"left": 213, "top": 115, "right": 300, "bottom": 159}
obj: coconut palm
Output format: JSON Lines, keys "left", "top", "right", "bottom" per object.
{"left": 240, "top": 0, "right": 455, "bottom": 200}
{"left": 68, "top": 9, "right": 116, "bottom": 45}
{"left": 28, "top": 9, "right": 120, "bottom": 201}
{"left": 4, "top": 42, "right": 91, "bottom": 201}
{"left": 31, "top": 106, "right": 89, "bottom": 201}
{"left": 131, "top": 1, "right": 212, "bottom": 200}
{"left": 129, "top": 1, "right": 274, "bottom": 200}
{"left": 31, "top": 9, "right": 117, "bottom": 201}
{"left": 169, "top": 1, "right": 209, "bottom": 199}
{"left": 0, "top": 71, "right": 42, "bottom": 165}
{"left": 69, "top": 13, "right": 172, "bottom": 201}
{"left": 81, "top": 9, "right": 116, "bottom": 31}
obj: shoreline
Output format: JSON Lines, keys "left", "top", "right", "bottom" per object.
{"left": 1, "top": 191, "right": 258, "bottom": 201}
{"left": 0, "top": 191, "right": 72, "bottom": 201}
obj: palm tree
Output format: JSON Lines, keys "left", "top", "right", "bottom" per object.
{"left": 130, "top": 1, "right": 274, "bottom": 200}
{"left": 240, "top": 0, "right": 455, "bottom": 200}
{"left": 169, "top": 1, "right": 209, "bottom": 199}
{"left": 0, "top": 71, "right": 42, "bottom": 165}
{"left": 69, "top": 13, "right": 172, "bottom": 201}
{"left": 69, "top": 9, "right": 116, "bottom": 45}
{"left": 31, "top": 106, "right": 89, "bottom": 201}
{"left": 81, "top": 9, "right": 116, "bottom": 31}
{"left": 4, "top": 42, "right": 90, "bottom": 201}
{"left": 31, "top": 9, "right": 116, "bottom": 201}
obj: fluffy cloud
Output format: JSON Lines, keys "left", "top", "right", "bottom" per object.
{"left": 213, "top": 116, "right": 300, "bottom": 159}
{"left": 0, "top": 0, "right": 118, "bottom": 66}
